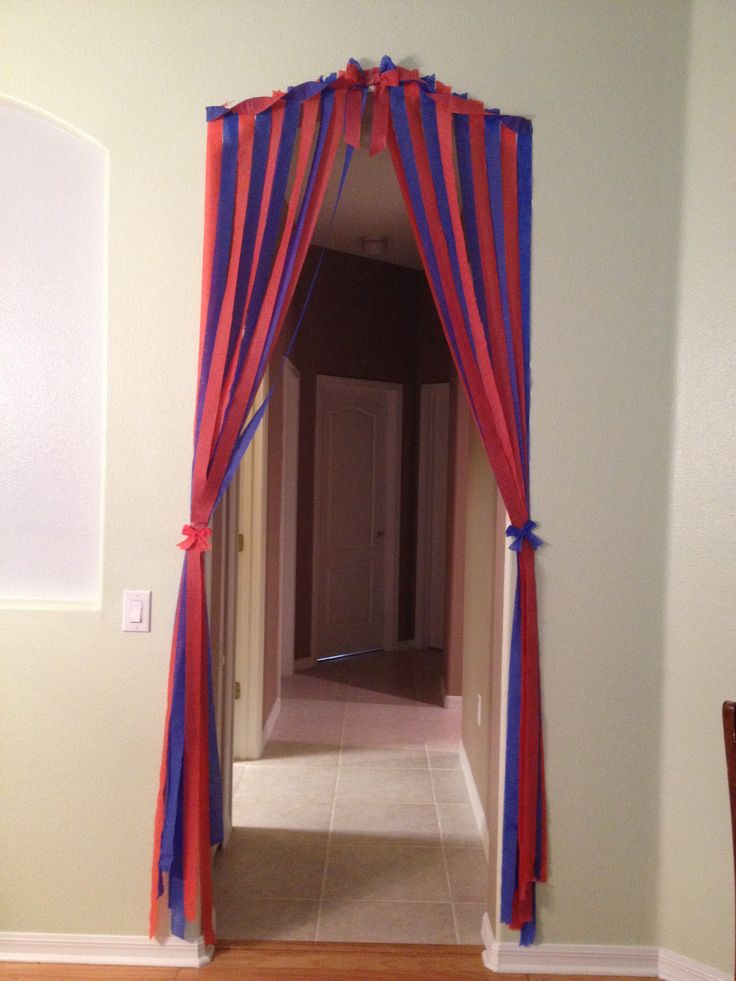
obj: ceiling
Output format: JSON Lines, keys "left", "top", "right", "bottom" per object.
{"left": 311, "top": 142, "right": 422, "bottom": 270}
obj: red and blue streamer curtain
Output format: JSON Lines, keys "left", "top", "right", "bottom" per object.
{"left": 380, "top": 60, "right": 545, "bottom": 944}
{"left": 149, "top": 74, "right": 350, "bottom": 945}
{"left": 150, "top": 57, "right": 545, "bottom": 946}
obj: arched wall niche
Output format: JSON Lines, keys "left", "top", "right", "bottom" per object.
{"left": 0, "top": 96, "right": 107, "bottom": 608}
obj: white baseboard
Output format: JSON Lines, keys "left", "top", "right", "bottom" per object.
{"left": 480, "top": 913, "right": 728, "bottom": 981}
{"left": 458, "top": 741, "right": 490, "bottom": 862}
{"left": 0, "top": 932, "right": 212, "bottom": 967}
{"left": 481, "top": 913, "right": 496, "bottom": 971}
{"left": 658, "top": 947, "right": 730, "bottom": 981}
{"left": 439, "top": 674, "right": 462, "bottom": 710}
{"left": 263, "top": 695, "right": 281, "bottom": 744}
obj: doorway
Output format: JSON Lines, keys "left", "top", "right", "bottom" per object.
{"left": 311, "top": 374, "right": 402, "bottom": 663}
{"left": 209, "top": 143, "right": 506, "bottom": 947}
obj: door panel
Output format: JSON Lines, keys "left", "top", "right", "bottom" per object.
{"left": 326, "top": 409, "right": 378, "bottom": 549}
{"left": 313, "top": 376, "right": 400, "bottom": 661}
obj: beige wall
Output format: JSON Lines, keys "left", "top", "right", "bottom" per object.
{"left": 461, "top": 424, "right": 497, "bottom": 817}
{"left": 2, "top": 0, "right": 724, "bottom": 967}
{"left": 459, "top": 419, "right": 507, "bottom": 924}
{"left": 444, "top": 377, "right": 470, "bottom": 698}
{"left": 656, "top": 0, "right": 736, "bottom": 972}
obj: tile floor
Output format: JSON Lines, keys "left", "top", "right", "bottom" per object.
{"left": 213, "top": 649, "right": 487, "bottom": 945}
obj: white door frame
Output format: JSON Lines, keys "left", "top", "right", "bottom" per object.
{"left": 414, "top": 382, "right": 450, "bottom": 651}
{"left": 232, "top": 389, "right": 268, "bottom": 761}
{"left": 207, "top": 473, "right": 240, "bottom": 847}
{"left": 278, "top": 359, "right": 300, "bottom": 677}
{"left": 310, "top": 374, "right": 403, "bottom": 664}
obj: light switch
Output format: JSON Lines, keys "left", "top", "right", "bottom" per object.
{"left": 123, "top": 589, "right": 151, "bottom": 632}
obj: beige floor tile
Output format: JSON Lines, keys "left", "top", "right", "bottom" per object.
{"left": 336, "top": 766, "right": 434, "bottom": 804}
{"left": 342, "top": 688, "right": 421, "bottom": 705}
{"left": 251, "top": 740, "right": 341, "bottom": 767}
{"left": 444, "top": 847, "right": 487, "bottom": 903}
{"left": 410, "top": 713, "right": 462, "bottom": 733}
{"left": 322, "top": 843, "right": 450, "bottom": 901}
{"left": 341, "top": 725, "right": 426, "bottom": 749}
{"left": 342, "top": 723, "right": 458, "bottom": 749}
{"left": 424, "top": 734, "right": 462, "bottom": 752}
{"left": 339, "top": 745, "right": 428, "bottom": 768}
{"left": 235, "top": 765, "right": 337, "bottom": 803}
{"left": 215, "top": 828, "right": 327, "bottom": 900}
{"left": 317, "top": 900, "right": 457, "bottom": 944}
{"left": 218, "top": 656, "right": 480, "bottom": 948}
{"left": 331, "top": 800, "right": 441, "bottom": 845}
{"left": 281, "top": 674, "right": 348, "bottom": 701}
{"left": 431, "top": 768, "right": 472, "bottom": 804}
{"left": 271, "top": 716, "right": 344, "bottom": 744}
{"left": 342, "top": 701, "right": 427, "bottom": 719}
{"left": 453, "top": 902, "right": 485, "bottom": 944}
{"left": 231, "top": 795, "right": 333, "bottom": 832}
{"left": 215, "top": 898, "right": 319, "bottom": 941}
{"left": 278, "top": 695, "right": 346, "bottom": 715}
{"left": 437, "top": 803, "right": 483, "bottom": 847}
{"left": 428, "top": 750, "right": 462, "bottom": 769}
{"left": 232, "top": 761, "right": 249, "bottom": 793}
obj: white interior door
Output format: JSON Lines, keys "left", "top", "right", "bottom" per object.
{"left": 312, "top": 375, "right": 401, "bottom": 662}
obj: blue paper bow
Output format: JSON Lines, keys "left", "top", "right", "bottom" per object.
{"left": 506, "top": 519, "right": 543, "bottom": 552}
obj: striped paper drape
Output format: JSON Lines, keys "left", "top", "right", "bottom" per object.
{"left": 149, "top": 77, "right": 347, "bottom": 944}
{"left": 150, "top": 57, "right": 545, "bottom": 946}
{"left": 381, "top": 61, "right": 545, "bottom": 943}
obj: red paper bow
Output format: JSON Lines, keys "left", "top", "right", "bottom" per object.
{"left": 177, "top": 523, "right": 212, "bottom": 553}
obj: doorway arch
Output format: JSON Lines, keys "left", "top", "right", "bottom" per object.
{"left": 150, "top": 56, "right": 544, "bottom": 948}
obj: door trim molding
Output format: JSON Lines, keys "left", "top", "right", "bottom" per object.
{"left": 233, "top": 393, "right": 268, "bottom": 761}
{"left": 278, "top": 358, "right": 300, "bottom": 677}
{"left": 208, "top": 475, "right": 239, "bottom": 847}
{"left": 384, "top": 381, "right": 403, "bottom": 653}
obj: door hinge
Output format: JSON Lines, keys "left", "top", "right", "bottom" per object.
{"left": 234, "top": 681, "right": 241, "bottom": 700}
{"left": 237, "top": 533, "right": 244, "bottom": 552}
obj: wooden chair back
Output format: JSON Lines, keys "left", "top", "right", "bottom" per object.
{"left": 723, "top": 701, "right": 736, "bottom": 980}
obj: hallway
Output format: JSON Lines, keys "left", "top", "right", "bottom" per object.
{"left": 213, "top": 650, "right": 488, "bottom": 945}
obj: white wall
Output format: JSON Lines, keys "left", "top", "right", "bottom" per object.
{"left": 0, "top": 0, "right": 700, "bottom": 955}
{"left": 657, "top": 1, "right": 736, "bottom": 972}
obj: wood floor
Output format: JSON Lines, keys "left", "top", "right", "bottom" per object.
{"left": 0, "top": 940, "right": 653, "bottom": 980}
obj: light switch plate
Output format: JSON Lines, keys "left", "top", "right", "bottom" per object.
{"left": 123, "top": 589, "right": 151, "bottom": 632}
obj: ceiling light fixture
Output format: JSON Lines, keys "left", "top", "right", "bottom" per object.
{"left": 360, "top": 235, "right": 389, "bottom": 257}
